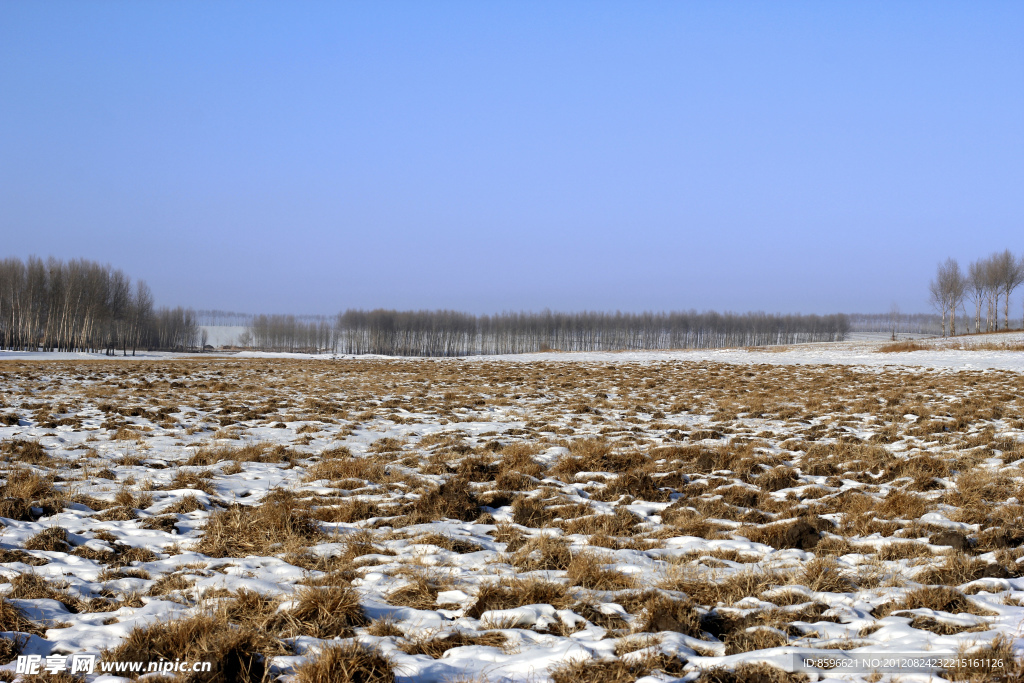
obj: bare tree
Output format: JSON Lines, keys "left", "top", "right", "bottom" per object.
{"left": 966, "top": 259, "right": 987, "bottom": 334}
{"left": 995, "top": 249, "right": 1024, "bottom": 330}
{"left": 948, "top": 259, "right": 966, "bottom": 336}
{"left": 1021, "top": 254, "right": 1024, "bottom": 330}
{"left": 930, "top": 258, "right": 966, "bottom": 336}
{"left": 888, "top": 303, "right": 901, "bottom": 341}
{"left": 985, "top": 256, "right": 1000, "bottom": 331}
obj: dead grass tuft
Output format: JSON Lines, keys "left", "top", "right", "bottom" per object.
{"left": 293, "top": 641, "right": 395, "bottom": 683}
{"left": 409, "top": 475, "right": 478, "bottom": 523}
{"left": 877, "top": 341, "right": 930, "bottom": 353}
{"left": 0, "top": 598, "right": 44, "bottom": 635}
{"left": 467, "top": 577, "right": 571, "bottom": 618}
{"left": 695, "top": 663, "right": 808, "bottom": 683}
{"left": 24, "top": 526, "right": 72, "bottom": 552}
{"left": 550, "top": 652, "right": 685, "bottom": 683}
{"left": 567, "top": 551, "right": 636, "bottom": 590}
{"left": 873, "top": 586, "right": 996, "bottom": 618}
{"left": 103, "top": 613, "right": 283, "bottom": 683}
{"left": 399, "top": 630, "right": 507, "bottom": 658}
{"left": 194, "top": 489, "right": 325, "bottom": 557}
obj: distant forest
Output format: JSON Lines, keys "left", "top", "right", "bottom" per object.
{"left": 0, "top": 256, "right": 200, "bottom": 353}
{"left": 847, "top": 313, "right": 942, "bottom": 336}
{"left": 2, "top": 255, "right": 851, "bottom": 355}
{"left": 244, "top": 309, "right": 850, "bottom": 355}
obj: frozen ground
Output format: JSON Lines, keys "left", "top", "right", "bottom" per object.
{"left": 0, "top": 339, "right": 1022, "bottom": 682}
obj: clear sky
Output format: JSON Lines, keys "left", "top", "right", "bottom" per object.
{"left": 2, "top": 2, "right": 1022, "bottom": 315}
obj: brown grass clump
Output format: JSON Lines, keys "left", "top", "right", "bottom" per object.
{"left": 660, "top": 567, "right": 786, "bottom": 607}
{"left": 103, "top": 613, "right": 282, "bottom": 683}
{"left": 875, "top": 489, "right": 930, "bottom": 519}
{"left": 113, "top": 486, "right": 154, "bottom": 510}
{"left": 799, "top": 557, "right": 856, "bottom": 593}
{"left": 552, "top": 439, "right": 648, "bottom": 482}
{"left": 873, "top": 586, "right": 996, "bottom": 619}
{"left": 915, "top": 552, "right": 1010, "bottom": 585}
{"left": 566, "top": 551, "right": 636, "bottom": 590}
{"left": 23, "top": 526, "right": 72, "bottom": 552}
{"left": 167, "top": 470, "right": 215, "bottom": 494}
{"left": 1, "top": 439, "right": 48, "bottom": 464}
{"left": 695, "top": 663, "right": 808, "bottom": 683}
{"left": 272, "top": 586, "right": 368, "bottom": 638}
{"left": 399, "top": 630, "right": 507, "bottom": 658}
{"left": 498, "top": 442, "right": 544, "bottom": 479}
{"left": 512, "top": 495, "right": 555, "bottom": 527}
{"left": 511, "top": 534, "right": 573, "bottom": 571}
{"left": 636, "top": 592, "right": 706, "bottom": 637}
{"left": 366, "top": 617, "right": 404, "bottom": 637}
{"left": 8, "top": 673, "right": 86, "bottom": 683}
{"left": 408, "top": 475, "right": 478, "bottom": 523}
{"left": 163, "top": 494, "right": 206, "bottom": 514}
{"left": 740, "top": 517, "right": 827, "bottom": 551}
{"left": 0, "top": 598, "right": 44, "bottom": 635}
{"left": 0, "top": 548, "right": 48, "bottom": 566}
{"left": 385, "top": 573, "right": 450, "bottom": 612}
{"left": 6, "top": 573, "right": 86, "bottom": 613}
{"left": 218, "top": 589, "right": 280, "bottom": 630}
{"left": 413, "top": 532, "right": 483, "bottom": 554}
{"left": 194, "top": 489, "right": 324, "bottom": 557}
{"left": 661, "top": 507, "right": 731, "bottom": 539}
{"left": 95, "top": 506, "right": 139, "bottom": 521}
{"left": 723, "top": 627, "right": 790, "bottom": 654}
{"left": 293, "top": 642, "right": 395, "bottom": 683}
{"left": 942, "top": 634, "right": 1023, "bottom": 681}
{"left": 304, "top": 453, "right": 386, "bottom": 484}
{"left": 757, "top": 467, "right": 799, "bottom": 492}
{"left": 877, "top": 341, "right": 930, "bottom": 353}
{"left": 550, "top": 652, "right": 685, "bottom": 683}
{"left": 467, "top": 578, "right": 571, "bottom": 618}
{"left": 0, "top": 633, "right": 26, "bottom": 663}
{"left": 596, "top": 472, "right": 671, "bottom": 503}
{"left": 0, "top": 469, "right": 62, "bottom": 520}
{"left": 877, "top": 541, "right": 932, "bottom": 561}
{"left": 310, "top": 498, "right": 385, "bottom": 523}
{"left": 186, "top": 443, "right": 279, "bottom": 467}
{"left": 149, "top": 573, "right": 195, "bottom": 596}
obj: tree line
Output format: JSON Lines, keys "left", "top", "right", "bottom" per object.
{"left": 237, "top": 309, "right": 851, "bottom": 355}
{"left": 0, "top": 256, "right": 201, "bottom": 353}
{"left": 0, "top": 254, "right": 852, "bottom": 356}
{"left": 847, "top": 312, "right": 942, "bottom": 336}
{"left": 929, "top": 250, "right": 1024, "bottom": 336}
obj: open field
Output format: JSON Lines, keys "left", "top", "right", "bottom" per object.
{"left": 1, "top": 347, "right": 1024, "bottom": 682}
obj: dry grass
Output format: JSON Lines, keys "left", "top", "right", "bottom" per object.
{"left": 694, "top": 663, "right": 808, "bottom": 683}
{"left": 194, "top": 489, "right": 325, "bottom": 557}
{"left": 566, "top": 551, "right": 637, "bottom": 590}
{"left": 877, "top": 341, "right": 931, "bottom": 353}
{"left": 873, "top": 586, "right": 997, "bottom": 619}
{"left": 293, "top": 642, "right": 395, "bottom": 683}
{"left": 467, "top": 577, "right": 571, "bottom": 617}
{"left": 550, "top": 652, "right": 685, "bottom": 683}
{"left": 0, "top": 598, "right": 44, "bottom": 635}
{"left": 399, "top": 630, "right": 507, "bottom": 658}
{"left": 5, "top": 354, "right": 1024, "bottom": 679}
{"left": 103, "top": 613, "right": 284, "bottom": 683}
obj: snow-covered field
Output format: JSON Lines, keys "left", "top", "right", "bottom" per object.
{"left": 1, "top": 338, "right": 1023, "bottom": 682}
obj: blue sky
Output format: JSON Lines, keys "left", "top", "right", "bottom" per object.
{"left": 1, "top": 2, "right": 1021, "bottom": 314}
